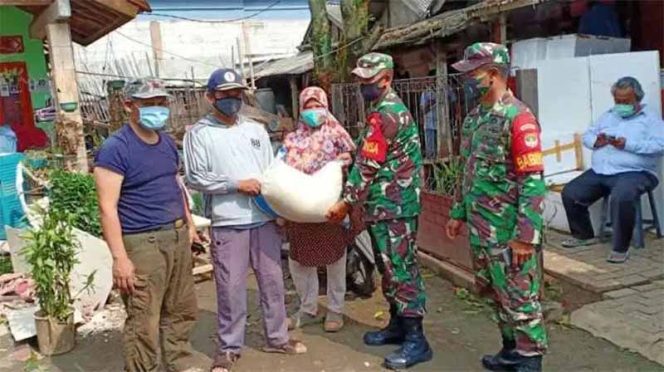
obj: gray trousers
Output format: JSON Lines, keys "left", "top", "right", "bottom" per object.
{"left": 209, "top": 222, "right": 288, "bottom": 354}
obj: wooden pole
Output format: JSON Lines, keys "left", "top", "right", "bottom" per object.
{"left": 149, "top": 21, "right": 163, "bottom": 77}
{"left": 492, "top": 13, "right": 507, "bottom": 44}
{"left": 236, "top": 37, "right": 244, "bottom": 77}
{"left": 46, "top": 22, "right": 87, "bottom": 172}
{"left": 242, "top": 22, "right": 256, "bottom": 89}
{"left": 435, "top": 42, "right": 451, "bottom": 160}
{"left": 289, "top": 76, "right": 299, "bottom": 121}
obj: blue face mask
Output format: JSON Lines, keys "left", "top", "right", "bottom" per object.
{"left": 614, "top": 103, "right": 636, "bottom": 118}
{"left": 300, "top": 108, "right": 327, "bottom": 128}
{"left": 138, "top": 106, "right": 170, "bottom": 130}
{"left": 214, "top": 97, "right": 242, "bottom": 117}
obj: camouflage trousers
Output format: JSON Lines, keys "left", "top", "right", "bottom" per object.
{"left": 368, "top": 217, "right": 426, "bottom": 317}
{"left": 470, "top": 241, "right": 548, "bottom": 355}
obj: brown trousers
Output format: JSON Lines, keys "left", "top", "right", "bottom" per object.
{"left": 122, "top": 225, "right": 198, "bottom": 372}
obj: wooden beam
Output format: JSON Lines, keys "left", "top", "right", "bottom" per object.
{"left": 0, "top": 0, "right": 51, "bottom": 5}
{"left": 46, "top": 22, "right": 88, "bottom": 172}
{"left": 30, "top": 0, "right": 70, "bottom": 40}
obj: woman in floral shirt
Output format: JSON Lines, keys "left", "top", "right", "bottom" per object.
{"left": 282, "top": 86, "right": 356, "bottom": 332}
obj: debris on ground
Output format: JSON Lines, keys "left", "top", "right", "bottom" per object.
{"left": 0, "top": 273, "right": 34, "bottom": 303}
{"left": 78, "top": 302, "right": 126, "bottom": 338}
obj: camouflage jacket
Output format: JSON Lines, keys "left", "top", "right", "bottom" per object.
{"left": 450, "top": 91, "right": 546, "bottom": 246}
{"left": 344, "top": 88, "right": 423, "bottom": 221}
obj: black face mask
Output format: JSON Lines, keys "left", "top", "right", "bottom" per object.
{"left": 214, "top": 97, "right": 242, "bottom": 117}
{"left": 360, "top": 83, "right": 384, "bottom": 102}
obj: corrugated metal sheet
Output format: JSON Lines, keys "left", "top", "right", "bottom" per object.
{"left": 254, "top": 51, "right": 314, "bottom": 79}
{"left": 374, "top": 0, "right": 545, "bottom": 50}
{"left": 402, "top": 0, "right": 435, "bottom": 17}
{"left": 326, "top": 4, "right": 343, "bottom": 28}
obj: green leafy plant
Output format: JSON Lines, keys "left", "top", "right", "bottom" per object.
{"left": 22, "top": 209, "right": 84, "bottom": 321}
{"left": 434, "top": 157, "right": 464, "bottom": 196}
{"left": 0, "top": 255, "right": 12, "bottom": 275}
{"left": 48, "top": 170, "right": 101, "bottom": 237}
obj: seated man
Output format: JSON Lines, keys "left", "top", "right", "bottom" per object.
{"left": 561, "top": 76, "right": 664, "bottom": 263}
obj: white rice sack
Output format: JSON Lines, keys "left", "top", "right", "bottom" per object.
{"left": 261, "top": 160, "right": 342, "bottom": 223}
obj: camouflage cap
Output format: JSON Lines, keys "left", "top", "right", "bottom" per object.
{"left": 124, "top": 78, "right": 171, "bottom": 100}
{"left": 352, "top": 53, "right": 395, "bottom": 80}
{"left": 452, "top": 42, "right": 510, "bottom": 73}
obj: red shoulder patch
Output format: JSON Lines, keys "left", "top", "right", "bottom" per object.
{"left": 511, "top": 112, "right": 543, "bottom": 174}
{"left": 361, "top": 113, "right": 388, "bottom": 162}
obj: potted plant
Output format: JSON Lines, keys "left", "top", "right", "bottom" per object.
{"left": 22, "top": 209, "right": 82, "bottom": 356}
{"left": 417, "top": 157, "right": 473, "bottom": 271}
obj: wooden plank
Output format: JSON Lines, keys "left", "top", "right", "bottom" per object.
{"left": 542, "top": 142, "right": 577, "bottom": 156}
{"left": 0, "top": 0, "right": 51, "bottom": 5}
{"left": 192, "top": 264, "right": 213, "bottom": 276}
{"left": 91, "top": 0, "right": 138, "bottom": 18}
{"left": 30, "top": 0, "right": 71, "bottom": 40}
{"left": 573, "top": 133, "right": 584, "bottom": 170}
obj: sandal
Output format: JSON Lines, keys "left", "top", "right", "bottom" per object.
{"left": 288, "top": 311, "right": 321, "bottom": 330}
{"left": 262, "top": 339, "right": 307, "bottom": 355}
{"left": 210, "top": 352, "right": 239, "bottom": 372}
{"left": 324, "top": 311, "right": 344, "bottom": 333}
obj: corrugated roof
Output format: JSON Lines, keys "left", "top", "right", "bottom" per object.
{"left": 254, "top": 51, "right": 314, "bottom": 79}
{"left": 403, "top": 0, "right": 435, "bottom": 18}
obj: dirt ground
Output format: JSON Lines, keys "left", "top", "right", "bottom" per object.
{"left": 1, "top": 271, "right": 662, "bottom": 372}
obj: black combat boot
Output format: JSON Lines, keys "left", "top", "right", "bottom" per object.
{"left": 481, "top": 337, "right": 516, "bottom": 370}
{"left": 482, "top": 347, "right": 543, "bottom": 372}
{"left": 383, "top": 317, "right": 433, "bottom": 370}
{"left": 363, "top": 305, "right": 405, "bottom": 346}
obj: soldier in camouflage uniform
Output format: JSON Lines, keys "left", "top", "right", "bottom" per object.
{"left": 327, "top": 53, "right": 432, "bottom": 370}
{"left": 446, "top": 43, "right": 548, "bottom": 372}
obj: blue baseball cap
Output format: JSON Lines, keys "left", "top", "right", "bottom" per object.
{"left": 207, "top": 68, "right": 248, "bottom": 92}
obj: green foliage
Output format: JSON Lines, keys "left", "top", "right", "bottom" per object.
{"left": 434, "top": 157, "right": 464, "bottom": 196}
{"left": 0, "top": 255, "right": 12, "bottom": 275}
{"left": 191, "top": 192, "right": 205, "bottom": 216}
{"left": 22, "top": 209, "right": 79, "bottom": 321}
{"left": 48, "top": 170, "right": 101, "bottom": 237}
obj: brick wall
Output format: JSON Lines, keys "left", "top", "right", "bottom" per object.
{"left": 417, "top": 192, "right": 473, "bottom": 271}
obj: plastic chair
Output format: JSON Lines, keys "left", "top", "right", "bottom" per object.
{"left": 0, "top": 153, "right": 27, "bottom": 240}
{"left": 598, "top": 190, "right": 663, "bottom": 249}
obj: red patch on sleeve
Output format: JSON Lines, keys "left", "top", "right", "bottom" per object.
{"left": 511, "top": 112, "right": 543, "bottom": 174}
{"left": 361, "top": 113, "right": 388, "bottom": 162}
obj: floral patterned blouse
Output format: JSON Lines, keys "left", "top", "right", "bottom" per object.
{"left": 282, "top": 87, "right": 355, "bottom": 174}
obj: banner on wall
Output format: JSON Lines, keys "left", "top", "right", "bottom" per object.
{"left": 0, "top": 36, "right": 24, "bottom": 54}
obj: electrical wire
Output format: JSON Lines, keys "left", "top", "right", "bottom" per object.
{"left": 113, "top": 31, "right": 221, "bottom": 69}
{"left": 146, "top": 0, "right": 282, "bottom": 24}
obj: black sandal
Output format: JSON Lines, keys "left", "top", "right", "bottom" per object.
{"left": 210, "top": 352, "right": 239, "bottom": 372}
